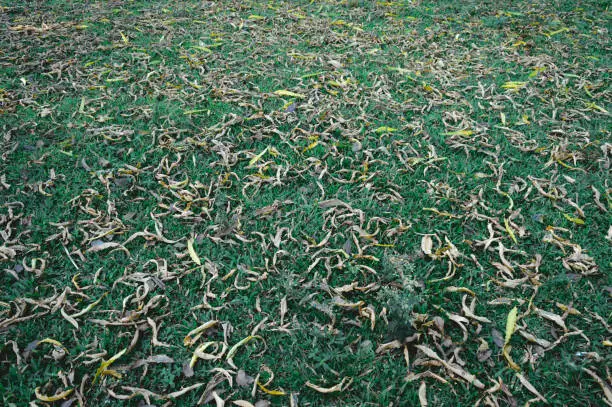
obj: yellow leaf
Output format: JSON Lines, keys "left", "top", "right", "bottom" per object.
{"left": 38, "top": 338, "right": 68, "bottom": 352}
{"left": 257, "top": 381, "right": 286, "bottom": 396}
{"left": 445, "top": 286, "right": 476, "bottom": 296}
{"left": 374, "top": 126, "right": 397, "bottom": 134}
{"left": 543, "top": 27, "right": 569, "bottom": 38}
{"left": 273, "top": 90, "right": 305, "bottom": 99}
{"left": 585, "top": 102, "right": 608, "bottom": 113}
{"left": 441, "top": 129, "right": 473, "bottom": 137}
{"left": 504, "top": 218, "right": 518, "bottom": 244}
{"left": 226, "top": 335, "right": 264, "bottom": 368}
{"left": 502, "top": 307, "right": 520, "bottom": 371}
{"left": 184, "top": 320, "right": 219, "bottom": 346}
{"left": 504, "top": 307, "right": 518, "bottom": 345}
{"left": 249, "top": 146, "right": 269, "bottom": 166}
{"left": 71, "top": 292, "right": 108, "bottom": 318}
{"left": 503, "top": 345, "right": 521, "bottom": 371}
{"left": 423, "top": 207, "right": 460, "bottom": 219}
{"left": 35, "top": 387, "right": 74, "bottom": 402}
{"left": 183, "top": 109, "right": 208, "bottom": 115}
{"left": 563, "top": 213, "right": 585, "bottom": 225}
{"left": 501, "top": 81, "right": 526, "bottom": 91}
{"left": 120, "top": 31, "right": 129, "bottom": 44}
{"left": 190, "top": 341, "right": 221, "bottom": 367}
{"left": 422, "top": 82, "right": 434, "bottom": 92}
{"left": 248, "top": 14, "right": 265, "bottom": 20}
{"left": 94, "top": 348, "right": 126, "bottom": 383}
{"left": 302, "top": 141, "right": 319, "bottom": 153}
{"left": 187, "top": 238, "right": 201, "bottom": 266}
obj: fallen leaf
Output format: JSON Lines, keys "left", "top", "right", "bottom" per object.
{"left": 187, "top": 238, "right": 201, "bottom": 266}
{"left": 273, "top": 90, "right": 305, "bottom": 99}
{"left": 35, "top": 387, "right": 74, "bottom": 402}
{"left": 418, "top": 381, "right": 428, "bottom": 406}
{"left": 305, "top": 377, "right": 352, "bottom": 393}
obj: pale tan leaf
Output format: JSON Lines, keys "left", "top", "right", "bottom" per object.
{"left": 418, "top": 381, "right": 428, "bottom": 406}
{"left": 305, "top": 377, "right": 352, "bottom": 393}
{"left": 582, "top": 368, "right": 612, "bottom": 405}
{"left": 535, "top": 308, "right": 568, "bottom": 331}
{"left": 421, "top": 235, "right": 433, "bottom": 256}
{"left": 516, "top": 373, "right": 548, "bottom": 403}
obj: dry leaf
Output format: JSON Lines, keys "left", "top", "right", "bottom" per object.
{"left": 305, "top": 377, "right": 352, "bottom": 393}
{"left": 418, "top": 381, "right": 428, "bottom": 406}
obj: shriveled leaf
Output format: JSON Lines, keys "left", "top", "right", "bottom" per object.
{"left": 257, "top": 381, "right": 286, "bottom": 396}
{"left": 226, "top": 335, "right": 264, "bottom": 368}
{"left": 273, "top": 90, "right": 305, "bottom": 99}
{"left": 35, "top": 387, "right": 74, "bottom": 402}
{"left": 421, "top": 235, "right": 433, "bottom": 256}
{"left": 94, "top": 348, "right": 127, "bottom": 383}
{"left": 249, "top": 146, "right": 269, "bottom": 166}
{"left": 187, "top": 238, "right": 201, "bottom": 266}
{"left": 305, "top": 377, "right": 352, "bottom": 393}
{"left": 375, "top": 126, "right": 397, "bottom": 134}
{"left": 534, "top": 308, "right": 568, "bottom": 331}
{"left": 441, "top": 129, "right": 473, "bottom": 137}
{"left": 184, "top": 320, "right": 218, "bottom": 346}
{"left": 516, "top": 373, "right": 548, "bottom": 403}
{"left": 582, "top": 368, "right": 612, "bottom": 405}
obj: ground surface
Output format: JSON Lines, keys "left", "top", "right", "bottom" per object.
{"left": 0, "top": 0, "right": 611, "bottom": 406}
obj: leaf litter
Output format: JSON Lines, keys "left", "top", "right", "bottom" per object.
{"left": 0, "top": 0, "right": 610, "bottom": 405}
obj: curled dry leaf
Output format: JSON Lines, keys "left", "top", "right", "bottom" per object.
{"left": 582, "top": 368, "right": 612, "bottom": 405}
{"left": 416, "top": 345, "right": 485, "bottom": 389}
{"left": 421, "top": 235, "right": 433, "bottom": 256}
{"left": 305, "top": 377, "right": 353, "bottom": 393}
{"left": 35, "top": 387, "right": 74, "bottom": 402}
{"left": 184, "top": 320, "right": 219, "bottom": 346}
{"left": 94, "top": 348, "right": 127, "bottom": 383}
{"left": 85, "top": 241, "right": 130, "bottom": 256}
{"left": 226, "top": 335, "right": 265, "bottom": 369}
{"left": 515, "top": 373, "right": 548, "bottom": 403}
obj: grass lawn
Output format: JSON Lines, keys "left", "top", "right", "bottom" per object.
{"left": 0, "top": 0, "right": 610, "bottom": 405}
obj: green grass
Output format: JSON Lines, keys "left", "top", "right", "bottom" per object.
{"left": 0, "top": 0, "right": 610, "bottom": 405}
